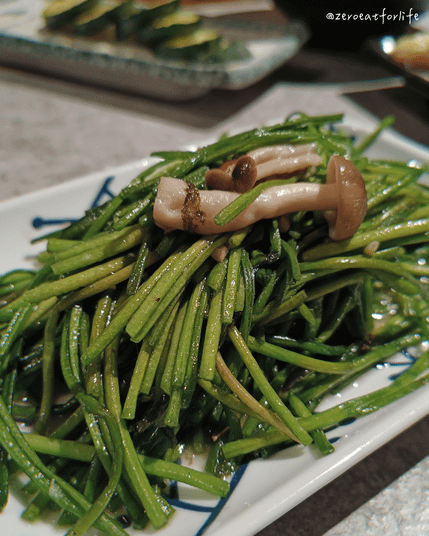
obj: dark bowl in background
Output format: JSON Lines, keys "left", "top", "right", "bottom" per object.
{"left": 274, "top": 0, "right": 429, "bottom": 50}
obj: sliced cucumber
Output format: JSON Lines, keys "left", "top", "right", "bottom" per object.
{"left": 115, "top": 0, "right": 180, "bottom": 41}
{"left": 138, "top": 0, "right": 179, "bottom": 22}
{"left": 115, "top": 2, "right": 147, "bottom": 40}
{"left": 137, "top": 10, "right": 201, "bottom": 44}
{"left": 43, "top": 0, "right": 96, "bottom": 29}
{"left": 73, "top": 0, "right": 129, "bottom": 36}
{"left": 156, "top": 28, "right": 222, "bottom": 61}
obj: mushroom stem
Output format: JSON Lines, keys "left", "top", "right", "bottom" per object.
{"left": 266, "top": 182, "right": 339, "bottom": 213}
{"left": 254, "top": 153, "right": 322, "bottom": 181}
{"left": 247, "top": 143, "right": 318, "bottom": 164}
{"left": 154, "top": 178, "right": 338, "bottom": 235}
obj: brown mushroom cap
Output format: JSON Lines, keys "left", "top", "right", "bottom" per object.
{"left": 205, "top": 155, "right": 257, "bottom": 193}
{"left": 324, "top": 155, "right": 367, "bottom": 241}
{"left": 231, "top": 155, "right": 258, "bottom": 193}
{"left": 220, "top": 159, "right": 238, "bottom": 174}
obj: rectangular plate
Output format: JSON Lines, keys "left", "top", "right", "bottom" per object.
{"left": 0, "top": 0, "right": 308, "bottom": 101}
{"left": 0, "top": 116, "right": 428, "bottom": 536}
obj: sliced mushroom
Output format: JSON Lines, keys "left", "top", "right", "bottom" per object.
{"left": 154, "top": 156, "right": 367, "bottom": 241}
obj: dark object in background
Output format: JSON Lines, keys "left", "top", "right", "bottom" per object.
{"left": 274, "top": 0, "right": 429, "bottom": 50}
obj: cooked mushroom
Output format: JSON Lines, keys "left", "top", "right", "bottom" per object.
{"left": 246, "top": 142, "right": 318, "bottom": 164}
{"left": 211, "top": 245, "right": 229, "bottom": 262}
{"left": 205, "top": 152, "right": 322, "bottom": 193}
{"left": 220, "top": 159, "right": 238, "bottom": 174}
{"left": 205, "top": 155, "right": 257, "bottom": 193}
{"left": 323, "top": 155, "right": 367, "bottom": 241}
{"left": 204, "top": 168, "right": 234, "bottom": 192}
{"left": 254, "top": 152, "right": 322, "bottom": 182}
{"left": 154, "top": 155, "right": 367, "bottom": 241}
{"left": 231, "top": 156, "right": 258, "bottom": 192}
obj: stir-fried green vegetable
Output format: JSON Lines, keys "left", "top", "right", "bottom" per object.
{"left": 0, "top": 113, "right": 428, "bottom": 535}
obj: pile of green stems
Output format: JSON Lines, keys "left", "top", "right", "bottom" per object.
{"left": 0, "top": 113, "right": 428, "bottom": 536}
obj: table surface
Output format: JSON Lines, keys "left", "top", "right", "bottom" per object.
{"left": 0, "top": 5, "right": 428, "bottom": 536}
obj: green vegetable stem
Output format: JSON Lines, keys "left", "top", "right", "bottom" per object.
{"left": 0, "top": 113, "right": 428, "bottom": 535}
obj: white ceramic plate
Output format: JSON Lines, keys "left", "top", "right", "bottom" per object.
{"left": 0, "top": 0, "right": 308, "bottom": 101}
{"left": 0, "top": 118, "right": 428, "bottom": 536}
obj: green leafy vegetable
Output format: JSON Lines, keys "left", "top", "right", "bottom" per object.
{"left": 0, "top": 113, "right": 428, "bottom": 535}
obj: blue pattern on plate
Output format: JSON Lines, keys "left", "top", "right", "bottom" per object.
{"left": 386, "top": 349, "right": 418, "bottom": 381}
{"left": 32, "top": 175, "right": 116, "bottom": 230}
{"left": 192, "top": 465, "right": 248, "bottom": 536}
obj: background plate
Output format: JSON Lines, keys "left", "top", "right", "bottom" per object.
{"left": 368, "top": 34, "right": 429, "bottom": 98}
{"left": 0, "top": 0, "right": 308, "bottom": 101}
